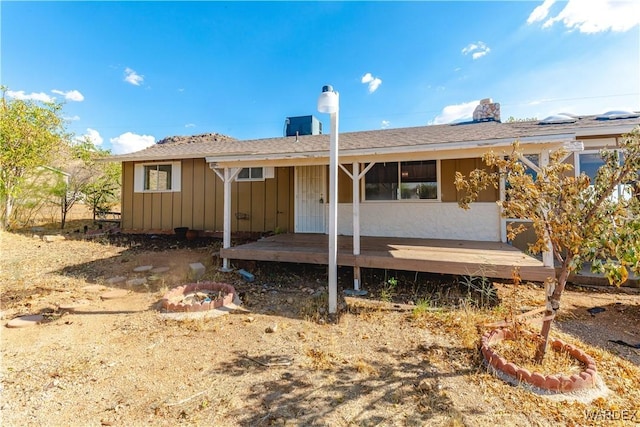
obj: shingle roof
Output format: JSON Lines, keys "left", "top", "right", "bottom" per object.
{"left": 109, "top": 115, "right": 640, "bottom": 163}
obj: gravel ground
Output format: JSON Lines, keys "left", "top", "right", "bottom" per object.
{"left": 1, "top": 230, "right": 639, "bottom": 426}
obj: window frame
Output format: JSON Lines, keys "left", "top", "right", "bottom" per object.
{"left": 134, "top": 161, "right": 181, "bottom": 193}
{"left": 362, "top": 159, "right": 440, "bottom": 202}
{"left": 236, "top": 167, "right": 265, "bottom": 182}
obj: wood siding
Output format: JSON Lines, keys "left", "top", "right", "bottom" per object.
{"left": 440, "top": 158, "right": 498, "bottom": 202}
{"left": 121, "top": 160, "right": 293, "bottom": 233}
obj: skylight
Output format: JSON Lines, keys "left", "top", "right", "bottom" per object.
{"left": 539, "top": 114, "right": 577, "bottom": 125}
{"left": 596, "top": 110, "right": 640, "bottom": 120}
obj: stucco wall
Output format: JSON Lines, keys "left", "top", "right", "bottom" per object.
{"left": 336, "top": 202, "right": 501, "bottom": 241}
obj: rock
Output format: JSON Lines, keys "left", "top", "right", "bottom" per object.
{"left": 265, "top": 323, "right": 278, "bottom": 333}
{"left": 133, "top": 265, "right": 153, "bottom": 272}
{"left": 126, "top": 278, "right": 147, "bottom": 286}
{"left": 151, "top": 267, "right": 170, "bottom": 274}
{"left": 6, "top": 314, "right": 44, "bottom": 328}
{"left": 105, "top": 276, "right": 126, "bottom": 285}
{"left": 43, "top": 235, "right": 65, "bottom": 242}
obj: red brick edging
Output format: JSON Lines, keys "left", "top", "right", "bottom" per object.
{"left": 481, "top": 328, "right": 598, "bottom": 393}
{"left": 161, "top": 282, "right": 236, "bottom": 312}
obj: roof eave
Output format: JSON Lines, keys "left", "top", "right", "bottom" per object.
{"left": 206, "top": 133, "right": 577, "bottom": 166}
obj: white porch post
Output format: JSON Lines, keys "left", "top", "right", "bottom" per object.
{"left": 499, "top": 172, "right": 507, "bottom": 243}
{"left": 211, "top": 166, "right": 241, "bottom": 272}
{"left": 352, "top": 162, "right": 361, "bottom": 290}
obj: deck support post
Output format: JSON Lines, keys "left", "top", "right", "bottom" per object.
{"left": 211, "top": 166, "right": 241, "bottom": 272}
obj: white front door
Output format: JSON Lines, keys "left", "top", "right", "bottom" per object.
{"left": 295, "top": 165, "right": 326, "bottom": 233}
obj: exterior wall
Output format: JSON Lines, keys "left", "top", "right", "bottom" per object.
{"left": 333, "top": 158, "right": 498, "bottom": 203}
{"left": 119, "top": 154, "right": 512, "bottom": 240}
{"left": 337, "top": 202, "right": 501, "bottom": 241}
{"left": 440, "top": 158, "right": 498, "bottom": 202}
{"left": 329, "top": 157, "right": 500, "bottom": 241}
{"left": 121, "top": 160, "right": 294, "bottom": 233}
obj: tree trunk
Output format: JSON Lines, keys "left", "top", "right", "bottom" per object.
{"left": 535, "top": 256, "right": 572, "bottom": 363}
{"left": 60, "top": 196, "right": 68, "bottom": 229}
{"left": 3, "top": 195, "right": 14, "bottom": 230}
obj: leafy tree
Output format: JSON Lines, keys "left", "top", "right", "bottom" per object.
{"left": 455, "top": 127, "right": 640, "bottom": 362}
{"left": 0, "top": 86, "right": 68, "bottom": 229}
{"left": 51, "top": 138, "right": 121, "bottom": 229}
{"left": 505, "top": 116, "right": 538, "bottom": 123}
{"left": 71, "top": 139, "right": 120, "bottom": 222}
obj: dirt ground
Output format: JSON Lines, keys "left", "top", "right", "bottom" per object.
{"left": 1, "top": 226, "right": 639, "bottom": 426}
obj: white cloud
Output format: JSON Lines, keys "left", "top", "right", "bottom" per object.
{"left": 361, "top": 72, "right": 382, "bottom": 93}
{"left": 110, "top": 132, "right": 155, "bottom": 154}
{"left": 52, "top": 89, "right": 84, "bottom": 102}
{"left": 85, "top": 128, "right": 104, "bottom": 146}
{"left": 124, "top": 67, "right": 144, "bottom": 86}
{"left": 74, "top": 128, "right": 103, "bottom": 146}
{"left": 430, "top": 100, "right": 479, "bottom": 125}
{"left": 185, "top": 123, "right": 196, "bottom": 128}
{"left": 527, "top": 0, "right": 556, "bottom": 24}
{"left": 381, "top": 120, "right": 390, "bottom": 129}
{"left": 6, "top": 90, "right": 54, "bottom": 102}
{"left": 461, "top": 42, "right": 491, "bottom": 60}
{"left": 65, "top": 115, "right": 81, "bottom": 121}
{"left": 529, "top": 0, "right": 640, "bottom": 33}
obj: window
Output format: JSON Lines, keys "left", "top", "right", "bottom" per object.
{"left": 134, "top": 162, "right": 181, "bottom": 193}
{"left": 144, "top": 164, "right": 172, "bottom": 190}
{"left": 364, "top": 160, "right": 438, "bottom": 200}
{"left": 237, "top": 167, "right": 264, "bottom": 181}
{"left": 521, "top": 154, "right": 539, "bottom": 181}
{"left": 578, "top": 151, "right": 632, "bottom": 200}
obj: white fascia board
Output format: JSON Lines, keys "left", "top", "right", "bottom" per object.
{"left": 206, "top": 151, "right": 328, "bottom": 167}
{"left": 574, "top": 124, "right": 639, "bottom": 137}
{"left": 206, "top": 133, "right": 576, "bottom": 167}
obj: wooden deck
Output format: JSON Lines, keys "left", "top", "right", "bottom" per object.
{"left": 220, "top": 234, "right": 554, "bottom": 282}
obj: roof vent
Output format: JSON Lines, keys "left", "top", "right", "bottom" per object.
{"left": 596, "top": 110, "right": 640, "bottom": 120}
{"left": 472, "top": 98, "right": 501, "bottom": 122}
{"left": 539, "top": 114, "right": 577, "bottom": 125}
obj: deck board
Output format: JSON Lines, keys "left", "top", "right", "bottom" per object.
{"left": 220, "top": 234, "right": 554, "bottom": 282}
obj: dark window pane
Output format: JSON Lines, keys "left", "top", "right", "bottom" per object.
{"left": 579, "top": 153, "right": 604, "bottom": 180}
{"left": 400, "top": 160, "right": 437, "bottom": 199}
{"left": 251, "top": 167, "right": 263, "bottom": 179}
{"left": 365, "top": 162, "right": 398, "bottom": 200}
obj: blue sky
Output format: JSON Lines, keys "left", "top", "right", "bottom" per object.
{"left": 3, "top": 1, "right": 639, "bottom": 154}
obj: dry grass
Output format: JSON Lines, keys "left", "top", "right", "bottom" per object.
{"left": 493, "top": 333, "right": 584, "bottom": 376}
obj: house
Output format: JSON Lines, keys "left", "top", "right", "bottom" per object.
{"left": 110, "top": 100, "right": 640, "bottom": 285}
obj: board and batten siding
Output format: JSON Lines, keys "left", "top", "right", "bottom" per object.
{"left": 121, "top": 160, "right": 294, "bottom": 233}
